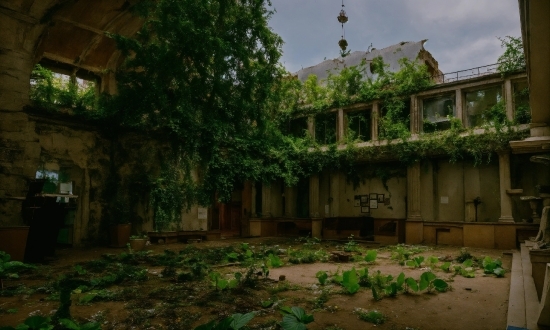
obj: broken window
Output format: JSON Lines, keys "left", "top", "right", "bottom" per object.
{"left": 513, "top": 80, "right": 530, "bottom": 124}
{"left": 285, "top": 117, "right": 309, "bottom": 138}
{"left": 314, "top": 112, "right": 337, "bottom": 145}
{"left": 346, "top": 109, "right": 371, "bottom": 141}
{"left": 422, "top": 94, "right": 456, "bottom": 132}
{"left": 465, "top": 85, "right": 503, "bottom": 127}
{"left": 30, "top": 64, "right": 97, "bottom": 112}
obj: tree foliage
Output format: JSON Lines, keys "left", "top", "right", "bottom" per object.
{"left": 106, "top": 0, "right": 284, "bottom": 205}
{"left": 497, "top": 36, "right": 526, "bottom": 75}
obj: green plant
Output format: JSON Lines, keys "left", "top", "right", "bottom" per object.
{"left": 267, "top": 253, "right": 284, "bottom": 268}
{"left": 0, "top": 251, "right": 36, "bottom": 289}
{"left": 280, "top": 306, "right": 314, "bottom": 330}
{"left": 419, "top": 271, "right": 448, "bottom": 293}
{"left": 315, "top": 271, "right": 328, "bottom": 285}
{"left": 406, "top": 256, "right": 425, "bottom": 268}
{"left": 194, "top": 312, "right": 255, "bottom": 330}
{"left": 0, "top": 314, "right": 101, "bottom": 330}
{"left": 497, "top": 36, "right": 526, "bottom": 75}
{"left": 364, "top": 250, "right": 377, "bottom": 263}
{"left": 353, "top": 308, "right": 386, "bottom": 325}
{"left": 341, "top": 267, "right": 360, "bottom": 294}
{"left": 482, "top": 256, "right": 505, "bottom": 277}
{"left": 343, "top": 234, "right": 358, "bottom": 252}
{"left": 453, "top": 258, "right": 476, "bottom": 278}
{"left": 456, "top": 248, "right": 475, "bottom": 263}
{"left": 209, "top": 272, "right": 239, "bottom": 291}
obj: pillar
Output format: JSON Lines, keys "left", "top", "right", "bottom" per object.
{"left": 406, "top": 162, "right": 423, "bottom": 243}
{"left": 371, "top": 102, "right": 379, "bottom": 141}
{"left": 498, "top": 152, "right": 514, "bottom": 222}
{"left": 504, "top": 79, "right": 514, "bottom": 122}
{"left": 337, "top": 109, "right": 345, "bottom": 143}
{"left": 329, "top": 172, "right": 340, "bottom": 217}
{"left": 455, "top": 89, "right": 463, "bottom": 124}
{"left": 410, "top": 95, "right": 419, "bottom": 134}
{"left": 309, "top": 175, "right": 320, "bottom": 218}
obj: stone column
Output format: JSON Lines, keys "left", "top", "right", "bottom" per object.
{"left": 371, "top": 102, "right": 379, "bottom": 141}
{"left": 498, "top": 152, "right": 514, "bottom": 222}
{"left": 410, "top": 95, "right": 419, "bottom": 134}
{"left": 504, "top": 79, "right": 514, "bottom": 122}
{"left": 337, "top": 109, "right": 345, "bottom": 143}
{"left": 406, "top": 162, "right": 423, "bottom": 244}
{"left": 309, "top": 175, "right": 320, "bottom": 218}
{"left": 455, "top": 89, "right": 463, "bottom": 124}
{"left": 308, "top": 116, "right": 315, "bottom": 139}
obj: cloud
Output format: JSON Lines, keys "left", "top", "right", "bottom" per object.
{"left": 268, "top": 0, "right": 521, "bottom": 73}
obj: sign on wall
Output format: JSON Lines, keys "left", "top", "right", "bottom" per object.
{"left": 197, "top": 207, "right": 208, "bottom": 220}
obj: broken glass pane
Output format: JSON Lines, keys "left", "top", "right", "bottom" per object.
{"left": 465, "top": 86, "right": 503, "bottom": 127}
{"left": 422, "top": 94, "right": 455, "bottom": 132}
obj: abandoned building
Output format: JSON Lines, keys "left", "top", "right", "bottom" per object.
{"left": 0, "top": 0, "right": 549, "bottom": 254}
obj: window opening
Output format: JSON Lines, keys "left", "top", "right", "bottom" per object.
{"left": 314, "top": 112, "right": 337, "bottom": 145}
{"left": 422, "top": 94, "right": 456, "bottom": 132}
{"left": 465, "top": 86, "right": 503, "bottom": 127}
{"left": 346, "top": 109, "right": 371, "bottom": 141}
{"left": 513, "top": 80, "right": 530, "bottom": 124}
{"left": 287, "top": 117, "right": 309, "bottom": 138}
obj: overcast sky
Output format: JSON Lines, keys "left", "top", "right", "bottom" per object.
{"left": 268, "top": 0, "right": 522, "bottom": 74}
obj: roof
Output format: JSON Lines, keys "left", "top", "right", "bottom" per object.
{"left": 294, "top": 40, "right": 440, "bottom": 82}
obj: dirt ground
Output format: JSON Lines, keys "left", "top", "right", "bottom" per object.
{"left": 0, "top": 238, "right": 512, "bottom": 330}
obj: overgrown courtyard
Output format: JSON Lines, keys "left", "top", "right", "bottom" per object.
{"left": 1, "top": 238, "right": 511, "bottom": 330}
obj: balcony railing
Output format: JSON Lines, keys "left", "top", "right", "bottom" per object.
{"left": 432, "top": 63, "right": 499, "bottom": 84}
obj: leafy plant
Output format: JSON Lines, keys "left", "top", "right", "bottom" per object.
{"left": 482, "top": 257, "right": 505, "bottom": 277}
{"left": 280, "top": 306, "right": 314, "bottom": 330}
{"left": 364, "top": 250, "right": 377, "bottom": 263}
{"left": 0, "top": 315, "right": 100, "bottom": 330}
{"left": 341, "top": 268, "right": 360, "bottom": 294}
{"left": 454, "top": 259, "right": 476, "bottom": 278}
{"left": 194, "top": 312, "right": 255, "bottom": 330}
{"left": 315, "top": 271, "right": 328, "bottom": 285}
{"left": 343, "top": 235, "right": 358, "bottom": 252}
{"left": 497, "top": 36, "right": 526, "bottom": 75}
{"left": 267, "top": 254, "right": 284, "bottom": 268}
{"left": 406, "top": 256, "right": 425, "bottom": 268}
{"left": 0, "top": 251, "right": 36, "bottom": 288}
{"left": 353, "top": 308, "right": 386, "bottom": 325}
{"left": 419, "top": 272, "right": 448, "bottom": 293}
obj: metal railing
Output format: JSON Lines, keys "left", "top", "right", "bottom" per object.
{"left": 432, "top": 63, "right": 499, "bottom": 84}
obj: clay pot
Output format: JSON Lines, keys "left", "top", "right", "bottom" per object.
{"left": 109, "top": 224, "right": 131, "bottom": 248}
{"left": 129, "top": 238, "right": 147, "bottom": 252}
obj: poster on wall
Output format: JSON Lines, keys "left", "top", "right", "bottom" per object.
{"left": 354, "top": 195, "right": 361, "bottom": 207}
{"left": 360, "top": 195, "right": 369, "bottom": 206}
{"left": 361, "top": 206, "right": 370, "bottom": 213}
{"left": 377, "top": 194, "right": 385, "bottom": 203}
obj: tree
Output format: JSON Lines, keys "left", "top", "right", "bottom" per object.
{"left": 108, "top": 0, "right": 284, "bottom": 205}
{"left": 496, "top": 36, "right": 526, "bottom": 75}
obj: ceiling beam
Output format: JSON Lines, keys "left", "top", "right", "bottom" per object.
{"left": 42, "top": 51, "right": 103, "bottom": 74}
